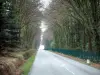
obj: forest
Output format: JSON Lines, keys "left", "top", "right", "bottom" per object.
{"left": 49, "top": 0, "right": 100, "bottom": 54}
{"left": 0, "top": 0, "right": 39, "bottom": 54}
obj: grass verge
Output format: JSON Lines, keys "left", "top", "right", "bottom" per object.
{"left": 21, "top": 55, "right": 35, "bottom": 75}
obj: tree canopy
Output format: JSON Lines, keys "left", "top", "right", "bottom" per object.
{"left": 0, "top": 0, "right": 40, "bottom": 52}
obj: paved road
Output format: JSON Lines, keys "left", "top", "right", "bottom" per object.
{"left": 29, "top": 50, "right": 100, "bottom": 75}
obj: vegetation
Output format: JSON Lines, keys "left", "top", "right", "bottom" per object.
{"left": 47, "top": 0, "right": 100, "bottom": 54}
{"left": 0, "top": 0, "right": 20, "bottom": 52}
{"left": 0, "top": 0, "right": 39, "bottom": 54}
{"left": 0, "top": 0, "right": 38, "bottom": 74}
{"left": 21, "top": 55, "right": 35, "bottom": 75}
{"left": 0, "top": 0, "right": 100, "bottom": 74}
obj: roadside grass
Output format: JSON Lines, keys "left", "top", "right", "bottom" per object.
{"left": 21, "top": 55, "right": 35, "bottom": 75}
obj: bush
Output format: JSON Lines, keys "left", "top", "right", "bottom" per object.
{"left": 0, "top": 58, "right": 16, "bottom": 75}
{"left": 21, "top": 55, "right": 35, "bottom": 75}
{"left": 23, "top": 50, "right": 35, "bottom": 60}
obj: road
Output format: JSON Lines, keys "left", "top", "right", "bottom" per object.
{"left": 29, "top": 50, "right": 100, "bottom": 75}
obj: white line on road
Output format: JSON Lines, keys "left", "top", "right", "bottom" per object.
{"left": 54, "top": 57, "right": 75, "bottom": 75}
{"left": 61, "top": 64, "right": 75, "bottom": 75}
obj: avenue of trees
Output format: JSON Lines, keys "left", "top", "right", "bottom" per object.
{"left": 0, "top": 0, "right": 40, "bottom": 53}
{"left": 48, "top": 0, "right": 100, "bottom": 53}
{"left": 0, "top": 0, "right": 100, "bottom": 54}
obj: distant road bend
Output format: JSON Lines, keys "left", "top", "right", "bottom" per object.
{"left": 29, "top": 50, "right": 100, "bottom": 75}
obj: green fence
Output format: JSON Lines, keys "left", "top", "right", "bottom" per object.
{"left": 45, "top": 48, "right": 100, "bottom": 62}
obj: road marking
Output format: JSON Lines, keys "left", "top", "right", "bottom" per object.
{"left": 65, "top": 67, "right": 75, "bottom": 75}
{"left": 61, "top": 64, "right": 75, "bottom": 75}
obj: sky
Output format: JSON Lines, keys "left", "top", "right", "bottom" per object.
{"left": 38, "top": 0, "right": 53, "bottom": 49}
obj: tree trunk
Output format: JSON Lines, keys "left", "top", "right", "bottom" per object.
{"left": 88, "top": 34, "right": 92, "bottom": 51}
{"left": 83, "top": 31, "right": 86, "bottom": 50}
{"left": 94, "top": 29, "right": 100, "bottom": 53}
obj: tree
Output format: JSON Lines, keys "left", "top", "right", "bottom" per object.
{"left": 0, "top": 0, "right": 21, "bottom": 52}
{"left": 46, "top": 0, "right": 100, "bottom": 53}
{"left": 0, "top": 0, "right": 40, "bottom": 53}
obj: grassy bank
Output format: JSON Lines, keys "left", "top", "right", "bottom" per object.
{"left": 21, "top": 55, "right": 35, "bottom": 75}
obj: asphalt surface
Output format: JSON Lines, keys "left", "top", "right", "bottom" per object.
{"left": 29, "top": 50, "right": 100, "bottom": 75}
